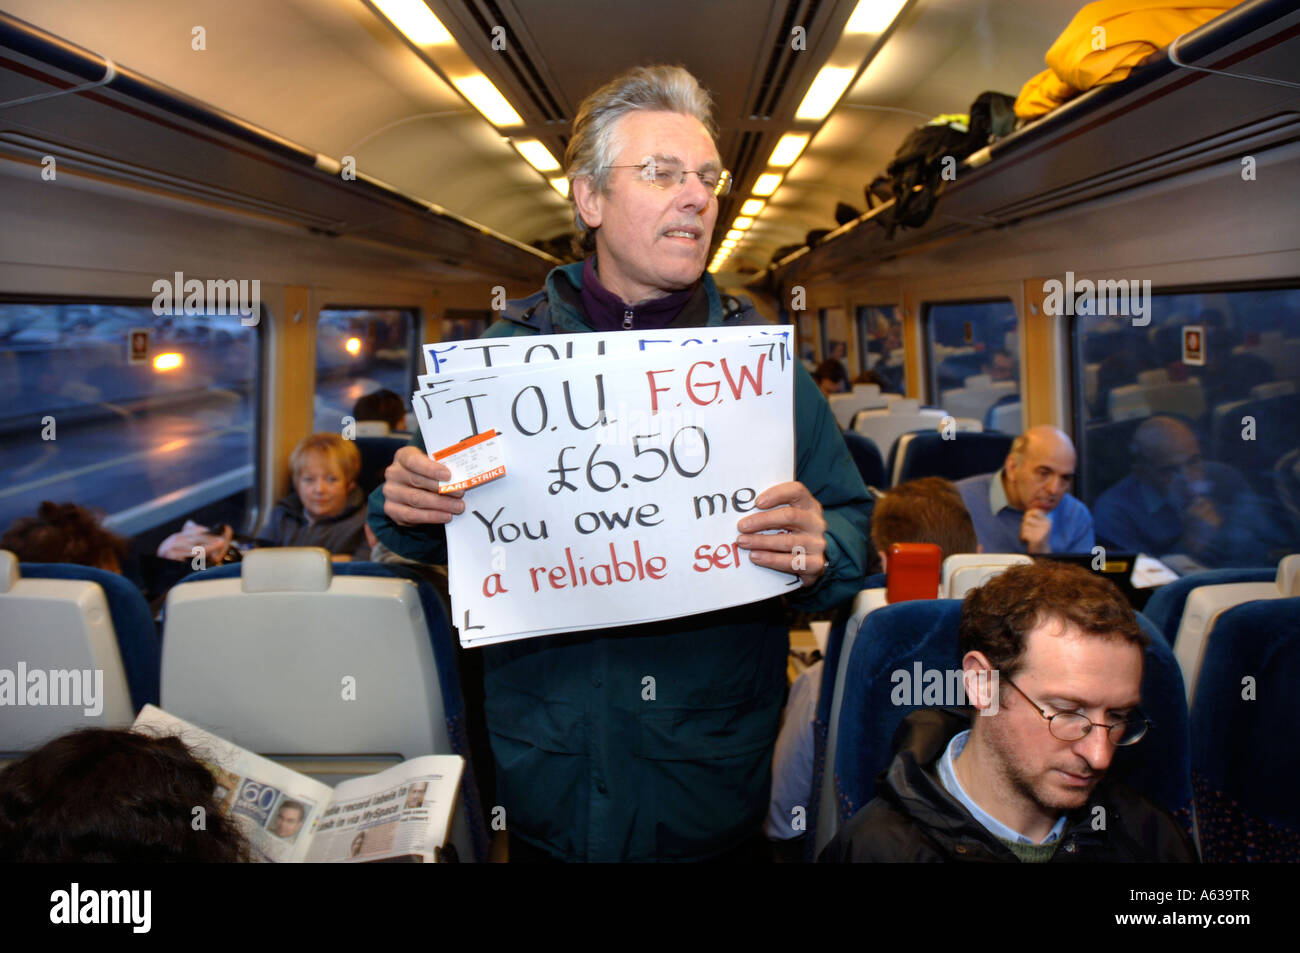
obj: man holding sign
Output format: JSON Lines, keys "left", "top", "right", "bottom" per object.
{"left": 369, "top": 65, "right": 871, "bottom": 862}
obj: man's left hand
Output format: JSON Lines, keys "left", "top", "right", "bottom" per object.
{"left": 736, "top": 481, "right": 827, "bottom": 588}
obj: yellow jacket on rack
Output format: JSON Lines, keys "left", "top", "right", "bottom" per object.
{"left": 1015, "top": 0, "right": 1246, "bottom": 119}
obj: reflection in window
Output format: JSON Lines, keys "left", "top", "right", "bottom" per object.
{"left": 314, "top": 309, "right": 417, "bottom": 434}
{"left": 1074, "top": 287, "right": 1300, "bottom": 568}
{"left": 856, "top": 305, "right": 905, "bottom": 395}
{"left": 0, "top": 302, "right": 260, "bottom": 538}
{"left": 925, "top": 301, "right": 1020, "bottom": 432}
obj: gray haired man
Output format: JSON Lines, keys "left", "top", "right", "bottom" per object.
{"left": 369, "top": 65, "right": 872, "bottom": 862}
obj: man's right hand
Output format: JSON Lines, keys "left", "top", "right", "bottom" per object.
{"left": 381, "top": 446, "right": 466, "bottom": 526}
{"left": 1020, "top": 508, "right": 1052, "bottom": 554}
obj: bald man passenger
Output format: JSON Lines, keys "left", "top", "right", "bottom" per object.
{"left": 956, "top": 426, "right": 1094, "bottom": 554}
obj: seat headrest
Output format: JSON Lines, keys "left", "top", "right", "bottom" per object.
{"left": 1278, "top": 554, "right": 1300, "bottom": 597}
{"left": 240, "top": 548, "right": 333, "bottom": 592}
{"left": 0, "top": 549, "right": 17, "bottom": 593}
{"left": 354, "top": 420, "right": 391, "bottom": 436}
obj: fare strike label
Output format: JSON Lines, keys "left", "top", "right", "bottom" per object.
{"left": 412, "top": 331, "right": 796, "bottom": 647}
{"left": 433, "top": 429, "right": 506, "bottom": 493}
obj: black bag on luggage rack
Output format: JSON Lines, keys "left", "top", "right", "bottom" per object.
{"left": 872, "top": 91, "right": 1016, "bottom": 238}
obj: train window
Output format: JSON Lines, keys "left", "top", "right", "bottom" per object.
{"left": 924, "top": 300, "right": 1020, "bottom": 429}
{"left": 443, "top": 309, "right": 493, "bottom": 342}
{"left": 819, "top": 307, "right": 851, "bottom": 366}
{"left": 314, "top": 308, "right": 419, "bottom": 433}
{"left": 0, "top": 301, "right": 262, "bottom": 539}
{"left": 1073, "top": 287, "right": 1300, "bottom": 568}
{"left": 856, "top": 304, "right": 906, "bottom": 395}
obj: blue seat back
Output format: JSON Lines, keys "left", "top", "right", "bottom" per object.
{"left": 23, "top": 562, "right": 160, "bottom": 710}
{"left": 168, "top": 560, "right": 489, "bottom": 862}
{"left": 806, "top": 602, "right": 854, "bottom": 861}
{"left": 1083, "top": 417, "right": 1145, "bottom": 502}
{"left": 1141, "top": 568, "right": 1275, "bottom": 645}
{"left": 354, "top": 436, "right": 409, "bottom": 497}
{"left": 1211, "top": 394, "right": 1300, "bottom": 487}
{"left": 841, "top": 431, "right": 885, "bottom": 489}
{"left": 893, "top": 431, "right": 1013, "bottom": 486}
{"left": 1112, "top": 614, "right": 1193, "bottom": 832}
{"left": 983, "top": 392, "right": 1022, "bottom": 431}
{"left": 832, "top": 600, "right": 964, "bottom": 821}
{"left": 1191, "top": 597, "right": 1300, "bottom": 861}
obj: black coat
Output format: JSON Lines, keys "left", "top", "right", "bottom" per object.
{"left": 256, "top": 486, "right": 369, "bottom": 559}
{"left": 820, "top": 709, "right": 1198, "bottom": 863}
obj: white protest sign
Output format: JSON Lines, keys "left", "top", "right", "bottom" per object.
{"left": 413, "top": 330, "right": 796, "bottom": 646}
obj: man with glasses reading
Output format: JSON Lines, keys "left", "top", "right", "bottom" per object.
{"left": 371, "top": 65, "right": 871, "bottom": 862}
{"left": 822, "top": 561, "right": 1196, "bottom": 862}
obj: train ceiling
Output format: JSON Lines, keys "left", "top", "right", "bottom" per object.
{"left": 2, "top": 0, "right": 1086, "bottom": 275}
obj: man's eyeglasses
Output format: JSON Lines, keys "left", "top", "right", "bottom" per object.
{"left": 1003, "top": 676, "right": 1149, "bottom": 746}
{"left": 605, "top": 157, "right": 732, "bottom": 197}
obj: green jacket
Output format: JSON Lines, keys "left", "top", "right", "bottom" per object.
{"left": 368, "top": 261, "right": 871, "bottom": 861}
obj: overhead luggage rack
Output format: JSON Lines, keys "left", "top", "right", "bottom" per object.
{"left": 765, "top": 0, "right": 1300, "bottom": 288}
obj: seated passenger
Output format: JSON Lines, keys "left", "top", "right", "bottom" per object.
{"left": 352, "top": 387, "right": 409, "bottom": 436}
{"left": 0, "top": 728, "right": 250, "bottom": 862}
{"left": 853, "top": 369, "right": 890, "bottom": 391}
{"left": 765, "top": 477, "right": 978, "bottom": 853}
{"left": 821, "top": 561, "right": 1197, "bottom": 863}
{"left": 1, "top": 501, "right": 234, "bottom": 612}
{"left": 956, "top": 426, "right": 1094, "bottom": 554}
{"left": 981, "top": 349, "right": 1017, "bottom": 382}
{"left": 812, "top": 359, "right": 849, "bottom": 397}
{"left": 1, "top": 500, "right": 130, "bottom": 573}
{"left": 1092, "top": 415, "right": 1283, "bottom": 569}
{"left": 256, "top": 433, "right": 369, "bottom": 560}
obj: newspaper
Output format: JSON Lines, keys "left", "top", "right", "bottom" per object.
{"left": 132, "top": 706, "right": 464, "bottom": 863}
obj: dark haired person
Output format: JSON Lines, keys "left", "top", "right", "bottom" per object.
{"left": 352, "top": 388, "right": 409, "bottom": 435}
{"left": 0, "top": 728, "right": 250, "bottom": 862}
{"left": 0, "top": 500, "right": 131, "bottom": 573}
{"left": 869, "top": 477, "right": 978, "bottom": 569}
{"left": 821, "top": 561, "right": 1196, "bottom": 862}
{"left": 812, "top": 358, "right": 850, "bottom": 398}
{"left": 2, "top": 501, "right": 236, "bottom": 607}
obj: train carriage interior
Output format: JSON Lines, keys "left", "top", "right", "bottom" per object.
{"left": 0, "top": 0, "right": 1298, "bottom": 873}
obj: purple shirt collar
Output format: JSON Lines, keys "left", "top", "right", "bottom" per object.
{"left": 579, "top": 255, "right": 696, "bottom": 331}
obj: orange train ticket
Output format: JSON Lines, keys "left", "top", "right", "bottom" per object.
{"left": 432, "top": 429, "right": 506, "bottom": 493}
